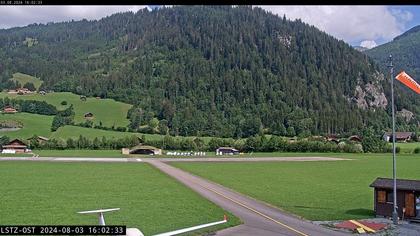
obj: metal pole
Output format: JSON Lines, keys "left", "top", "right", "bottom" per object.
{"left": 389, "top": 54, "right": 398, "bottom": 224}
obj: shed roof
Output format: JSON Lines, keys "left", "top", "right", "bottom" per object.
{"left": 217, "top": 147, "right": 239, "bottom": 151}
{"left": 370, "top": 177, "right": 420, "bottom": 191}
{"left": 130, "top": 145, "right": 159, "bottom": 150}
{"left": 383, "top": 132, "right": 413, "bottom": 139}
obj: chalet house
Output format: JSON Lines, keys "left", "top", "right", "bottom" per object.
{"left": 27, "top": 136, "right": 49, "bottom": 145}
{"left": 2, "top": 106, "right": 18, "bottom": 114}
{"left": 1, "top": 139, "right": 29, "bottom": 154}
{"left": 17, "top": 88, "right": 33, "bottom": 95}
{"left": 370, "top": 177, "right": 420, "bottom": 220}
{"left": 348, "top": 135, "right": 362, "bottom": 142}
{"left": 84, "top": 112, "right": 94, "bottom": 119}
{"left": 383, "top": 132, "right": 413, "bottom": 142}
{"left": 326, "top": 134, "right": 339, "bottom": 144}
{"left": 216, "top": 147, "right": 239, "bottom": 155}
{"left": 127, "top": 145, "right": 162, "bottom": 155}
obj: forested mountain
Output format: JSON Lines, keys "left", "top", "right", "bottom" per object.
{"left": 366, "top": 26, "right": 420, "bottom": 130}
{"left": 0, "top": 6, "right": 417, "bottom": 138}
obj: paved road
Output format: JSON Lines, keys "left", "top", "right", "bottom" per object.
{"left": 145, "top": 159, "right": 349, "bottom": 236}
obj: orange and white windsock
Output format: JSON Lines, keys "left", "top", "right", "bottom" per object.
{"left": 395, "top": 71, "right": 420, "bottom": 94}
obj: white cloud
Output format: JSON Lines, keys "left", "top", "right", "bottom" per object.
{"left": 360, "top": 40, "right": 377, "bottom": 49}
{"left": 256, "top": 6, "right": 413, "bottom": 45}
{"left": 0, "top": 6, "right": 147, "bottom": 29}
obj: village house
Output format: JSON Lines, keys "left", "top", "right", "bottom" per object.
{"left": 216, "top": 147, "right": 239, "bottom": 155}
{"left": 348, "top": 135, "right": 362, "bottom": 142}
{"left": 370, "top": 177, "right": 420, "bottom": 221}
{"left": 2, "top": 106, "right": 18, "bottom": 114}
{"left": 1, "top": 139, "right": 30, "bottom": 154}
{"left": 326, "top": 134, "right": 340, "bottom": 144}
{"left": 17, "top": 88, "right": 33, "bottom": 95}
{"left": 383, "top": 132, "right": 413, "bottom": 142}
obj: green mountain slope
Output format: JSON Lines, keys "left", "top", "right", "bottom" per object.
{"left": 0, "top": 6, "right": 417, "bottom": 137}
{"left": 366, "top": 26, "right": 420, "bottom": 130}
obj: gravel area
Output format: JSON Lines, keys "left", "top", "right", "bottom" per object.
{"left": 313, "top": 218, "right": 420, "bottom": 235}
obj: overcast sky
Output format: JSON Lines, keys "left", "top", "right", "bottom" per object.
{"left": 0, "top": 5, "right": 419, "bottom": 49}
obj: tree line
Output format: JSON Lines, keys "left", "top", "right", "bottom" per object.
{"left": 0, "top": 6, "right": 417, "bottom": 138}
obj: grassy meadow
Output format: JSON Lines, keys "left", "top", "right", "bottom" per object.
{"left": 11, "top": 73, "right": 43, "bottom": 90}
{"left": 0, "top": 162, "right": 240, "bottom": 235}
{"left": 172, "top": 153, "right": 420, "bottom": 221}
{"left": 0, "top": 112, "right": 53, "bottom": 139}
{"left": 0, "top": 92, "right": 132, "bottom": 127}
{"left": 396, "top": 142, "right": 420, "bottom": 153}
{"left": 34, "top": 149, "right": 125, "bottom": 157}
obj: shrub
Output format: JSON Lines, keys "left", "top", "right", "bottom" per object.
{"left": 414, "top": 147, "right": 420, "bottom": 154}
{"left": 61, "top": 101, "right": 67, "bottom": 106}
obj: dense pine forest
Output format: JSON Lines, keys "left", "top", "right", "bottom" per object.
{"left": 0, "top": 6, "right": 418, "bottom": 138}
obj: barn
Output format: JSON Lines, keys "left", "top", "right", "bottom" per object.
{"left": 2, "top": 106, "right": 18, "bottom": 114}
{"left": 370, "top": 177, "right": 420, "bottom": 220}
{"left": 383, "top": 132, "right": 413, "bottom": 142}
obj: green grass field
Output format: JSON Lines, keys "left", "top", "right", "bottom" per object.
{"left": 396, "top": 142, "right": 420, "bottom": 153}
{"left": 0, "top": 113, "right": 53, "bottom": 139}
{"left": 11, "top": 73, "right": 43, "bottom": 90}
{"left": 34, "top": 149, "right": 125, "bottom": 157}
{"left": 0, "top": 92, "right": 131, "bottom": 127}
{"left": 172, "top": 154, "right": 420, "bottom": 221}
{"left": 0, "top": 162, "right": 240, "bottom": 235}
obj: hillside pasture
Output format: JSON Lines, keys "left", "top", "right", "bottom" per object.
{"left": 11, "top": 73, "right": 43, "bottom": 90}
{"left": 0, "top": 113, "right": 53, "bottom": 139}
{"left": 0, "top": 92, "right": 132, "bottom": 128}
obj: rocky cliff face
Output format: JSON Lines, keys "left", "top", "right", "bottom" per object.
{"left": 397, "top": 108, "right": 414, "bottom": 123}
{"left": 351, "top": 72, "right": 388, "bottom": 110}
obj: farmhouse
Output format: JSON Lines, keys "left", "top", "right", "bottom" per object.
{"left": 326, "top": 134, "right": 339, "bottom": 144}
{"left": 2, "top": 106, "right": 18, "bottom": 114}
{"left": 383, "top": 132, "right": 413, "bottom": 142}
{"left": 128, "top": 145, "right": 162, "bottom": 155}
{"left": 1, "top": 139, "right": 30, "bottom": 154}
{"left": 36, "top": 136, "right": 50, "bottom": 144}
{"left": 370, "top": 177, "right": 420, "bottom": 220}
{"left": 348, "top": 135, "right": 362, "bottom": 142}
{"left": 17, "top": 88, "right": 33, "bottom": 95}
{"left": 216, "top": 147, "right": 239, "bottom": 155}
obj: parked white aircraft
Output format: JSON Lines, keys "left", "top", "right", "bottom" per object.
{"left": 78, "top": 208, "right": 228, "bottom": 236}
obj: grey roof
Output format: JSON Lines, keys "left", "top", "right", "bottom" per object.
{"left": 370, "top": 177, "right": 420, "bottom": 191}
{"left": 383, "top": 132, "right": 413, "bottom": 139}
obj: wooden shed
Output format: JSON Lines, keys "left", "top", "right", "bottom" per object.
{"left": 370, "top": 177, "right": 420, "bottom": 220}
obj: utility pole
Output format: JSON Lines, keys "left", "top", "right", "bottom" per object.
{"left": 388, "top": 54, "right": 398, "bottom": 225}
